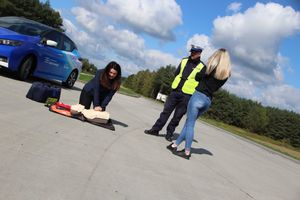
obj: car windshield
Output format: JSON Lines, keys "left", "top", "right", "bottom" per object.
{"left": 0, "top": 17, "right": 52, "bottom": 36}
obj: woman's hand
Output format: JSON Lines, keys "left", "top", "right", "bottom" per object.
{"left": 94, "top": 106, "right": 102, "bottom": 111}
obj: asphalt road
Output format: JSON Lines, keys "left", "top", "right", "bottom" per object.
{"left": 0, "top": 71, "right": 300, "bottom": 200}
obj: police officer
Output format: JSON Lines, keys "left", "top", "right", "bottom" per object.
{"left": 144, "top": 45, "right": 205, "bottom": 141}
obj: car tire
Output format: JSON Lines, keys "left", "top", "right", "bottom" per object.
{"left": 62, "top": 70, "right": 78, "bottom": 88}
{"left": 18, "top": 57, "right": 34, "bottom": 80}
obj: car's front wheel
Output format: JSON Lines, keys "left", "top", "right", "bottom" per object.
{"left": 62, "top": 70, "right": 78, "bottom": 88}
{"left": 18, "top": 57, "right": 34, "bottom": 80}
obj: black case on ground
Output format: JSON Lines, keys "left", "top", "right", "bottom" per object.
{"left": 26, "top": 82, "right": 61, "bottom": 103}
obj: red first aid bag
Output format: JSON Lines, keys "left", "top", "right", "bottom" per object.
{"left": 49, "top": 102, "right": 72, "bottom": 117}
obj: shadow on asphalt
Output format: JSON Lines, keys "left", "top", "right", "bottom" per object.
{"left": 111, "top": 118, "right": 128, "bottom": 127}
{"left": 173, "top": 133, "right": 213, "bottom": 156}
{"left": 0, "top": 68, "right": 82, "bottom": 91}
{"left": 191, "top": 147, "right": 213, "bottom": 156}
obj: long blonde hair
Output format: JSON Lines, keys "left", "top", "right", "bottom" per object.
{"left": 206, "top": 48, "right": 231, "bottom": 80}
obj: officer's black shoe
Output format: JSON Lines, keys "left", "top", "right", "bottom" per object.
{"left": 144, "top": 129, "right": 159, "bottom": 136}
{"left": 165, "top": 133, "right": 173, "bottom": 141}
{"left": 173, "top": 149, "right": 191, "bottom": 160}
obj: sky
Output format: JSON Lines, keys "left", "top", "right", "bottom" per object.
{"left": 47, "top": 0, "right": 300, "bottom": 113}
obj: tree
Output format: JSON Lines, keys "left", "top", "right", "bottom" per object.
{"left": 79, "top": 58, "right": 97, "bottom": 75}
{"left": 123, "top": 65, "right": 176, "bottom": 98}
{"left": 89, "top": 63, "right": 97, "bottom": 74}
{"left": 0, "top": 0, "right": 63, "bottom": 31}
{"left": 242, "top": 104, "right": 268, "bottom": 133}
{"left": 263, "top": 107, "right": 300, "bottom": 148}
{"left": 81, "top": 58, "right": 90, "bottom": 72}
{"left": 151, "top": 65, "right": 176, "bottom": 97}
{"left": 123, "top": 74, "right": 135, "bottom": 89}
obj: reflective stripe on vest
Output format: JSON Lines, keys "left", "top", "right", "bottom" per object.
{"left": 171, "top": 58, "right": 204, "bottom": 95}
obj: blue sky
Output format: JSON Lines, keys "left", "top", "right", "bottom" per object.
{"left": 47, "top": 0, "right": 300, "bottom": 113}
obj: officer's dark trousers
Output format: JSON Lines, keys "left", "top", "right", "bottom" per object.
{"left": 152, "top": 90, "right": 191, "bottom": 134}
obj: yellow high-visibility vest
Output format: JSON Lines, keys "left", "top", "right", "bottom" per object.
{"left": 171, "top": 58, "right": 204, "bottom": 95}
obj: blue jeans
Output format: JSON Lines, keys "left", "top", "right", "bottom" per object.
{"left": 175, "top": 91, "right": 211, "bottom": 151}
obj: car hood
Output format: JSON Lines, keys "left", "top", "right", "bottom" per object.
{"left": 0, "top": 27, "right": 40, "bottom": 42}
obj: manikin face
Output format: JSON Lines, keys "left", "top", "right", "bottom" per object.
{"left": 108, "top": 68, "right": 118, "bottom": 79}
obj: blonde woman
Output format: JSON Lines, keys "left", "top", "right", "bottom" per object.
{"left": 167, "top": 48, "right": 231, "bottom": 159}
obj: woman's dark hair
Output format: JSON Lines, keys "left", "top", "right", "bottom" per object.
{"left": 100, "top": 61, "right": 122, "bottom": 90}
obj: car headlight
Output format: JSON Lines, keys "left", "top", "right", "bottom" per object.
{"left": 0, "top": 39, "right": 23, "bottom": 46}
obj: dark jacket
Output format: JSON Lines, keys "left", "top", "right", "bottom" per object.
{"left": 195, "top": 67, "right": 228, "bottom": 99}
{"left": 82, "top": 69, "right": 116, "bottom": 108}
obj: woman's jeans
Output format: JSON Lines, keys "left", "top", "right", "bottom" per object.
{"left": 175, "top": 91, "right": 211, "bottom": 151}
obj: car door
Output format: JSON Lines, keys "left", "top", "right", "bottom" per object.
{"left": 37, "top": 30, "right": 65, "bottom": 79}
{"left": 60, "top": 35, "right": 79, "bottom": 79}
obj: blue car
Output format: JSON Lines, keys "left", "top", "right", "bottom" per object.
{"left": 0, "top": 16, "right": 82, "bottom": 88}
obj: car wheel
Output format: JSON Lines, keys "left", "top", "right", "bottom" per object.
{"left": 18, "top": 57, "right": 34, "bottom": 80}
{"left": 63, "top": 70, "right": 77, "bottom": 88}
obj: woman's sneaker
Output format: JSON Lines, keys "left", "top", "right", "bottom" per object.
{"left": 173, "top": 149, "right": 191, "bottom": 160}
{"left": 166, "top": 143, "right": 177, "bottom": 153}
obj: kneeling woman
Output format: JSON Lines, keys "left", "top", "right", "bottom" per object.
{"left": 79, "top": 61, "right": 121, "bottom": 111}
{"left": 167, "top": 48, "right": 231, "bottom": 159}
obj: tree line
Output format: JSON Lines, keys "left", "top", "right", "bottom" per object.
{"left": 123, "top": 65, "right": 300, "bottom": 149}
{"left": 0, "top": 0, "right": 63, "bottom": 31}
{"left": 81, "top": 58, "right": 97, "bottom": 75}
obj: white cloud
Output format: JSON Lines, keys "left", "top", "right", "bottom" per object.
{"left": 224, "top": 78, "right": 258, "bottom": 101}
{"left": 62, "top": 16, "right": 179, "bottom": 76}
{"left": 186, "top": 2, "right": 300, "bottom": 113}
{"left": 261, "top": 85, "right": 300, "bottom": 113}
{"left": 60, "top": 0, "right": 183, "bottom": 75}
{"left": 212, "top": 3, "right": 300, "bottom": 85}
{"left": 76, "top": 0, "right": 182, "bottom": 40}
{"left": 144, "top": 49, "right": 179, "bottom": 70}
{"left": 227, "top": 2, "right": 242, "bottom": 13}
{"left": 102, "top": 25, "right": 145, "bottom": 60}
{"left": 71, "top": 7, "right": 99, "bottom": 32}
{"left": 107, "top": 0, "right": 182, "bottom": 40}
{"left": 67, "top": 8, "right": 147, "bottom": 61}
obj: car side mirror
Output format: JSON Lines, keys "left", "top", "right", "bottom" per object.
{"left": 46, "top": 40, "right": 58, "bottom": 47}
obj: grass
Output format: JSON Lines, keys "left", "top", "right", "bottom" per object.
{"left": 118, "top": 86, "right": 141, "bottom": 97}
{"left": 78, "top": 73, "right": 140, "bottom": 97}
{"left": 78, "top": 72, "right": 94, "bottom": 83}
{"left": 201, "top": 117, "right": 300, "bottom": 161}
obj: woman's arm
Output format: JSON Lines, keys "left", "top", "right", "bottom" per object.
{"left": 100, "top": 89, "right": 117, "bottom": 108}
